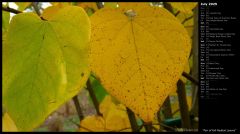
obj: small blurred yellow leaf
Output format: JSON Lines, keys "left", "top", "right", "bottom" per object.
{"left": 117, "top": 2, "right": 150, "bottom": 13}
{"left": 2, "top": 113, "right": 18, "bottom": 132}
{"left": 15, "top": 2, "right": 31, "bottom": 11}
{"left": 41, "top": 5, "right": 62, "bottom": 20}
{"left": 79, "top": 115, "right": 105, "bottom": 132}
{"left": 79, "top": 95, "right": 131, "bottom": 132}
{"left": 170, "top": 2, "right": 197, "bottom": 37}
{"left": 99, "top": 95, "right": 116, "bottom": 118}
{"left": 78, "top": 2, "right": 98, "bottom": 11}
{"left": 104, "top": 2, "right": 118, "bottom": 8}
{"left": 169, "top": 2, "right": 197, "bottom": 14}
{"left": 51, "top": 2, "right": 71, "bottom": 7}
{"left": 105, "top": 105, "right": 131, "bottom": 131}
{"left": 41, "top": 3, "right": 71, "bottom": 20}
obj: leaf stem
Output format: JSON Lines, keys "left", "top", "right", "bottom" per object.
{"left": 182, "top": 72, "right": 199, "bottom": 85}
{"left": 144, "top": 122, "right": 153, "bottom": 132}
{"left": 162, "top": 96, "right": 173, "bottom": 119}
{"left": 32, "top": 2, "right": 41, "bottom": 16}
{"left": 2, "top": 6, "right": 22, "bottom": 14}
{"left": 86, "top": 79, "right": 102, "bottom": 116}
{"left": 72, "top": 95, "right": 84, "bottom": 121}
{"left": 174, "top": 11, "right": 180, "bottom": 16}
{"left": 182, "top": 15, "right": 194, "bottom": 24}
{"left": 96, "top": 2, "right": 104, "bottom": 9}
{"left": 177, "top": 80, "right": 191, "bottom": 128}
{"left": 126, "top": 107, "right": 139, "bottom": 132}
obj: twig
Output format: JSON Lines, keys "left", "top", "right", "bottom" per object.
{"left": 2, "top": 5, "right": 46, "bottom": 20}
{"left": 177, "top": 80, "right": 191, "bottom": 128}
{"left": 126, "top": 107, "right": 139, "bottom": 132}
{"left": 172, "top": 109, "right": 180, "bottom": 116}
{"left": 182, "top": 15, "right": 194, "bottom": 24}
{"left": 2, "top": 6, "right": 22, "bottom": 14}
{"left": 163, "top": 2, "right": 174, "bottom": 13}
{"left": 32, "top": 2, "right": 41, "bottom": 16}
{"left": 96, "top": 2, "right": 104, "bottom": 9}
{"left": 69, "top": 118, "right": 95, "bottom": 132}
{"left": 157, "top": 123, "right": 176, "bottom": 131}
{"left": 182, "top": 72, "right": 199, "bottom": 85}
{"left": 86, "top": 79, "right": 102, "bottom": 116}
{"left": 136, "top": 124, "right": 144, "bottom": 131}
{"left": 72, "top": 95, "right": 84, "bottom": 121}
{"left": 174, "top": 11, "right": 180, "bottom": 16}
{"left": 144, "top": 122, "right": 153, "bottom": 132}
{"left": 162, "top": 96, "right": 172, "bottom": 119}
{"left": 69, "top": 118, "right": 80, "bottom": 127}
{"left": 151, "top": 125, "right": 159, "bottom": 132}
{"left": 113, "top": 127, "right": 132, "bottom": 132}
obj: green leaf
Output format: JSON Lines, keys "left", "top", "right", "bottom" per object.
{"left": 3, "top": 6, "right": 90, "bottom": 131}
{"left": 2, "top": 11, "right": 10, "bottom": 34}
{"left": 89, "top": 75, "right": 108, "bottom": 103}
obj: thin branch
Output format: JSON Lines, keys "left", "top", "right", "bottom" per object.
{"left": 151, "top": 125, "right": 159, "bottom": 132}
{"left": 157, "top": 123, "right": 176, "bottom": 131}
{"left": 163, "top": 2, "right": 174, "bottom": 13}
{"left": 136, "top": 124, "right": 144, "bottom": 131}
{"left": 2, "top": 6, "right": 22, "bottom": 14}
{"left": 69, "top": 118, "right": 80, "bottom": 127}
{"left": 177, "top": 80, "right": 191, "bottom": 128}
{"left": 182, "top": 72, "right": 199, "bottom": 85}
{"left": 144, "top": 122, "right": 153, "bottom": 132}
{"left": 113, "top": 127, "right": 132, "bottom": 132}
{"left": 96, "top": 2, "right": 104, "bottom": 9}
{"left": 126, "top": 107, "right": 139, "bottom": 132}
{"left": 86, "top": 79, "right": 102, "bottom": 116}
{"left": 32, "top": 2, "right": 41, "bottom": 16}
{"left": 172, "top": 109, "right": 180, "bottom": 116}
{"left": 184, "top": 25, "right": 194, "bottom": 28}
{"left": 72, "top": 95, "right": 84, "bottom": 121}
{"left": 2, "top": 5, "right": 46, "bottom": 20}
{"left": 162, "top": 96, "right": 172, "bottom": 119}
{"left": 182, "top": 15, "right": 194, "bottom": 24}
{"left": 174, "top": 11, "right": 180, "bottom": 16}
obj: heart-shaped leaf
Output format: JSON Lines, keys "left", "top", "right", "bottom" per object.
{"left": 3, "top": 6, "right": 90, "bottom": 131}
{"left": 90, "top": 5, "right": 191, "bottom": 122}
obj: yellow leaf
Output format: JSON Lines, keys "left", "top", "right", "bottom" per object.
{"left": 90, "top": 4, "right": 191, "bottom": 122}
{"left": 117, "top": 2, "right": 151, "bottom": 12}
{"left": 79, "top": 115, "right": 106, "bottom": 132}
{"left": 169, "top": 2, "right": 197, "bottom": 14}
{"left": 78, "top": 2, "right": 98, "bottom": 11}
{"left": 170, "top": 3, "right": 197, "bottom": 38}
{"left": 104, "top": 2, "right": 118, "bottom": 8}
{"left": 51, "top": 2, "right": 71, "bottom": 7}
{"left": 105, "top": 105, "right": 131, "bottom": 132}
{"left": 41, "top": 5, "right": 62, "bottom": 20}
{"left": 42, "top": 3, "right": 72, "bottom": 20}
{"left": 99, "top": 95, "right": 116, "bottom": 118}
{"left": 15, "top": 2, "right": 31, "bottom": 11}
{"left": 79, "top": 95, "right": 131, "bottom": 132}
{"left": 180, "top": 61, "right": 190, "bottom": 83}
{"left": 2, "top": 113, "right": 18, "bottom": 132}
